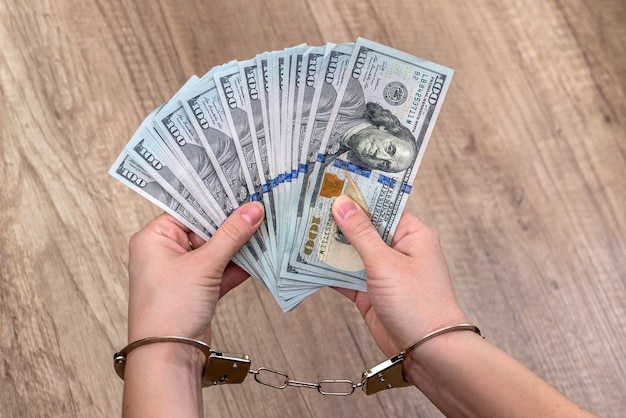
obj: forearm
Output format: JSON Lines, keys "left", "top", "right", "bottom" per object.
{"left": 404, "top": 331, "right": 596, "bottom": 417}
{"left": 122, "top": 344, "right": 204, "bottom": 418}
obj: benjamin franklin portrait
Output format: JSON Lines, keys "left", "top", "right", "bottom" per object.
{"left": 304, "top": 76, "right": 419, "bottom": 174}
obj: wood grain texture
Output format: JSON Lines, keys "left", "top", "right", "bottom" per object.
{"left": 0, "top": 0, "right": 624, "bottom": 416}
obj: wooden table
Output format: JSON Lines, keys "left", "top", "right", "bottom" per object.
{"left": 1, "top": 0, "right": 624, "bottom": 416}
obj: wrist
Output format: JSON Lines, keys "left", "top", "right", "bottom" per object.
{"left": 403, "top": 328, "right": 483, "bottom": 387}
{"left": 125, "top": 340, "right": 205, "bottom": 385}
{"left": 121, "top": 339, "right": 206, "bottom": 417}
{"left": 128, "top": 318, "right": 211, "bottom": 346}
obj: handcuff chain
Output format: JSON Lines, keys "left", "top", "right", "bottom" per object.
{"left": 113, "top": 324, "right": 481, "bottom": 395}
{"left": 248, "top": 366, "right": 362, "bottom": 396}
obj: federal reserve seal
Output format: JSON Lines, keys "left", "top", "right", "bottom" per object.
{"left": 383, "top": 81, "right": 408, "bottom": 106}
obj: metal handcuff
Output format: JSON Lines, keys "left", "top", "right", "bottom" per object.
{"left": 113, "top": 324, "right": 481, "bottom": 396}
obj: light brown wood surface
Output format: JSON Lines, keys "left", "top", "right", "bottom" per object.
{"left": 1, "top": 0, "right": 624, "bottom": 416}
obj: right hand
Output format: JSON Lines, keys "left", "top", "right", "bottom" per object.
{"left": 331, "top": 196, "right": 469, "bottom": 356}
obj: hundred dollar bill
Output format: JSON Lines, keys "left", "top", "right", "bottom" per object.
{"left": 252, "top": 50, "right": 316, "bottom": 297}
{"left": 131, "top": 123, "right": 270, "bottom": 273}
{"left": 181, "top": 67, "right": 248, "bottom": 206}
{"left": 286, "top": 45, "right": 325, "bottom": 218}
{"left": 115, "top": 100, "right": 221, "bottom": 234}
{"left": 154, "top": 71, "right": 278, "bottom": 280}
{"left": 279, "top": 43, "right": 354, "bottom": 290}
{"left": 238, "top": 60, "right": 282, "bottom": 276}
{"left": 255, "top": 53, "right": 273, "bottom": 183}
{"left": 109, "top": 146, "right": 260, "bottom": 276}
{"left": 152, "top": 80, "right": 233, "bottom": 222}
{"left": 275, "top": 48, "right": 301, "bottom": 205}
{"left": 269, "top": 51, "right": 284, "bottom": 184}
{"left": 270, "top": 50, "right": 287, "bottom": 255}
{"left": 214, "top": 62, "right": 279, "bottom": 266}
{"left": 140, "top": 76, "right": 225, "bottom": 218}
{"left": 292, "top": 46, "right": 325, "bottom": 180}
{"left": 265, "top": 50, "right": 286, "bottom": 254}
{"left": 127, "top": 126, "right": 219, "bottom": 231}
{"left": 180, "top": 70, "right": 275, "bottom": 281}
{"left": 288, "top": 38, "right": 454, "bottom": 289}
{"left": 280, "top": 42, "right": 354, "bottom": 283}
{"left": 264, "top": 49, "right": 286, "bottom": 260}
{"left": 109, "top": 151, "right": 214, "bottom": 239}
{"left": 277, "top": 45, "right": 308, "bottom": 259}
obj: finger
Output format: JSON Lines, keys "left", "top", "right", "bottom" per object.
{"left": 134, "top": 213, "right": 191, "bottom": 254}
{"left": 389, "top": 212, "right": 441, "bottom": 259}
{"left": 390, "top": 211, "right": 432, "bottom": 246}
{"left": 331, "top": 196, "right": 389, "bottom": 264}
{"left": 188, "top": 231, "right": 207, "bottom": 250}
{"left": 219, "top": 262, "right": 251, "bottom": 298}
{"left": 330, "top": 286, "right": 358, "bottom": 303}
{"left": 332, "top": 287, "right": 375, "bottom": 323}
{"left": 195, "top": 201, "right": 265, "bottom": 271}
{"left": 390, "top": 211, "right": 423, "bottom": 248}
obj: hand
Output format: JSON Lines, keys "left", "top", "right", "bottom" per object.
{"left": 331, "top": 196, "right": 468, "bottom": 356}
{"left": 126, "top": 202, "right": 265, "bottom": 344}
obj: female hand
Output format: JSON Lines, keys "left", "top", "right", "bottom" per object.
{"left": 126, "top": 202, "right": 265, "bottom": 344}
{"left": 331, "top": 196, "right": 468, "bottom": 356}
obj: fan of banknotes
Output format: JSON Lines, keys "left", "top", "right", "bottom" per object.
{"left": 110, "top": 38, "right": 452, "bottom": 311}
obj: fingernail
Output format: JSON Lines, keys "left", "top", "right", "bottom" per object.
{"left": 240, "top": 201, "right": 265, "bottom": 226}
{"left": 334, "top": 196, "right": 359, "bottom": 220}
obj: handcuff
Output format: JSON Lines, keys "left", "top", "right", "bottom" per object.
{"left": 114, "top": 324, "right": 481, "bottom": 396}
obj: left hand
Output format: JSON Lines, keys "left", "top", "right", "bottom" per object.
{"left": 126, "top": 202, "right": 265, "bottom": 344}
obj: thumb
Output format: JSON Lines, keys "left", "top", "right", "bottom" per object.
{"left": 196, "top": 201, "right": 265, "bottom": 271}
{"left": 331, "top": 196, "right": 388, "bottom": 265}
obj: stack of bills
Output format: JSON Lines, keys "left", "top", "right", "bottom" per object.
{"left": 110, "top": 38, "right": 453, "bottom": 311}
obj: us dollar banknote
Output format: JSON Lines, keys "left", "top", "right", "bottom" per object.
{"left": 280, "top": 42, "right": 355, "bottom": 283}
{"left": 181, "top": 69, "right": 276, "bottom": 281}
{"left": 213, "top": 62, "right": 282, "bottom": 269}
{"left": 110, "top": 38, "right": 453, "bottom": 310}
{"left": 287, "top": 38, "right": 453, "bottom": 289}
